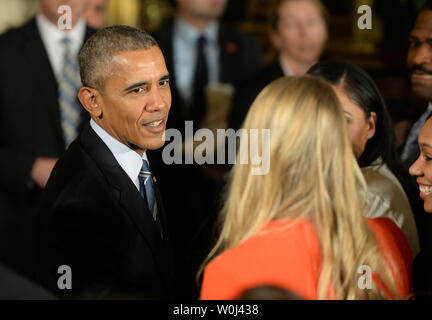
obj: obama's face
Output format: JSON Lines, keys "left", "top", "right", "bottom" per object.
{"left": 84, "top": 46, "right": 171, "bottom": 155}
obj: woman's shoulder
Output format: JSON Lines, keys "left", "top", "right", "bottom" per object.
{"left": 201, "top": 219, "right": 322, "bottom": 299}
{"left": 362, "top": 164, "right": 415, "bottom": 226}
{"left": 209, "top": 219, "right": 320, "bottom": 269}
{"left": 366, "top": 217, "right": 409, "bottom": 250}
{"left": 362, "top": 163, "right": 406, "bottom": 198}
{"left": 366, "top": 217, "right": 413, "bottom": 277}
{"left": 237, "top": 219, "right": 317, "bottom": 249}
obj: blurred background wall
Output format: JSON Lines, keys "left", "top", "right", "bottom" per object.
{"left": 0, "top": 0, "right": 38, "bottom": 33}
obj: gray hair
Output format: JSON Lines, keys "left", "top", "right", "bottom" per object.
{"left": 79, "top": 25, "right": 158, "bottom": 91}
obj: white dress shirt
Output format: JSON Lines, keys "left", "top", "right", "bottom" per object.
{"left": 36, "top": 13, "right": 86, "bottom": 80}
{"left": 90, "top": 119, "right": 149, "bottom": 191}
{"left": 173, "top": 17, "right": 220, "bottom": 108}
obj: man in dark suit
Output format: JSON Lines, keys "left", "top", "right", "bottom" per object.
{"left": 0, "top": 0, "right": 95, "bottom": 279}
{"left": 35, "top": 26, "right": 175, "bottom": 299}
{"left": 150, "top": 0, "right": 263, "bottom": 299}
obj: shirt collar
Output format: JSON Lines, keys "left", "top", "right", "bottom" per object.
{"left": 174, "top": 16, "right": 219, "bottom": 45}
{"left": 90, "top": 119, "right": 148, "bottom": 184}
{"left": 36, "top": 13, "right": 87, "bottom": 53}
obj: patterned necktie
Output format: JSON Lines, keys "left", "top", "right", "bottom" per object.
{"left": 401, "top": 107, "right": 432, "bottom": 162}
{"left": 58, "top": 37, "right": 82, "bottom": 148}
{"left": 191, "top": 35, "right": 208, "bottom": 125}
{"left": 139, "top": 159, "right": 156, "bottom": 219}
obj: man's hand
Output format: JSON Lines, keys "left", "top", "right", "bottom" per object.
{"left": 30, "top": 157, "right": 58, "bottom": 188}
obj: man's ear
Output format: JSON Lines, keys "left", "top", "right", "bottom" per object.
{"left": 78, "top": 86, "right": 102, "bottom": 118}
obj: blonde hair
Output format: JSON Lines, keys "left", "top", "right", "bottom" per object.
{"left": 200, "top": 76, "right": 400, "bottom": 299}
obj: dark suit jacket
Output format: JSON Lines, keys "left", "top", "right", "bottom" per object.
{"left": 0, "top": 18, "right": 95, "bottom": 278}
{"left": 229, "top": 61, "right": 284, "bottom": 131}
{"left": 35, "top": 124, "right": 175, "bottom": 299}
{"left": 413, "top": 247, "right": 432, "bottom": 299}
{"left": 153, "top": 19, "right": 263, "bottom": 132}
{"left": 0, "top": 263, "right": 55, "bottom": 300}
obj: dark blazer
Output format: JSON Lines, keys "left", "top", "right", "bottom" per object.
{"left": 153, "top": 19, "right": 263, "bottom": 132}
{"left": 413, "top": 247, "right": 432, "bottom": 299}
{"left": 150, "top": 20, "right": 263, "bottom": 299}
{"left": 0, "top": 263, "right": 55, "bottom": 300}
{"left": 228, "top": 61, "right": 284, "bottom": 131}
{"left": 412, "top": 203, "right": 432, "bottom": 299}
{"left": 0, "top": 18, "right": 95, "bottom": 278}
{"left": 35, "top": 124, "right": 175, "bottom": 299}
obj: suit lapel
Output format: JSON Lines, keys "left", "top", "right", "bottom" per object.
{"left": 152, "top": 177, "right": 169, "bottom": 241}
{"left": 151, "top": 176, "right": 176, "bottom": 285}
{"left": 80, "top": 125, "right": 172, "bottom": 279}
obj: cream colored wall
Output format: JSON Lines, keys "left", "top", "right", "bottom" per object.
{"left": 0, "top": 0, "right": 38, "bottom": 34}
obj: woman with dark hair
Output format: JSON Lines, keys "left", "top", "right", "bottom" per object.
{"left": 308, "top": 61, "right": 420, "bottom": 258}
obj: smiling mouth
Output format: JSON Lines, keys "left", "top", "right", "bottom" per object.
{"left": 412, "top": 70, "right": 432, "bottom": 79}
{"left": 145, "top": 119, "right": 163, "bottom": 127}
{"left": 420, "top": 185, "right": 432, "bottom": 193}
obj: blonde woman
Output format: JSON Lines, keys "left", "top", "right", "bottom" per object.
{"left": 200, "top": 76, "right": 411, "bottom": 300}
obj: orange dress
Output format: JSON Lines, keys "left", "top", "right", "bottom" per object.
{"left": 200, "top": 218, "right": 412, "bottom": 300}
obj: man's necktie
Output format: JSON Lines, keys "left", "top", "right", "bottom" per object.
{"left": 139, "top": 159, "right": 163, "bottom": 238}
{"left": 58, "top": 37, "right": 82, "bottom": 148}
{"left": 401, "top": 107, "right": 432, "bottom": 162}
{"left": 191, "top": 35, "right": 208, "bottom": 125}
{"left": 139, "top": 159, "right": 156, "bottom": 219}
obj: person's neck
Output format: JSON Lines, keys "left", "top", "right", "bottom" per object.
{"left": 279, "top": 54, "right": 317, "bottom": 76}
{"left": 178, "top": 11, "right": 214, "bottom": 31}
{"left": 92, "top": 117, "right": 146, "bottom": 156}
